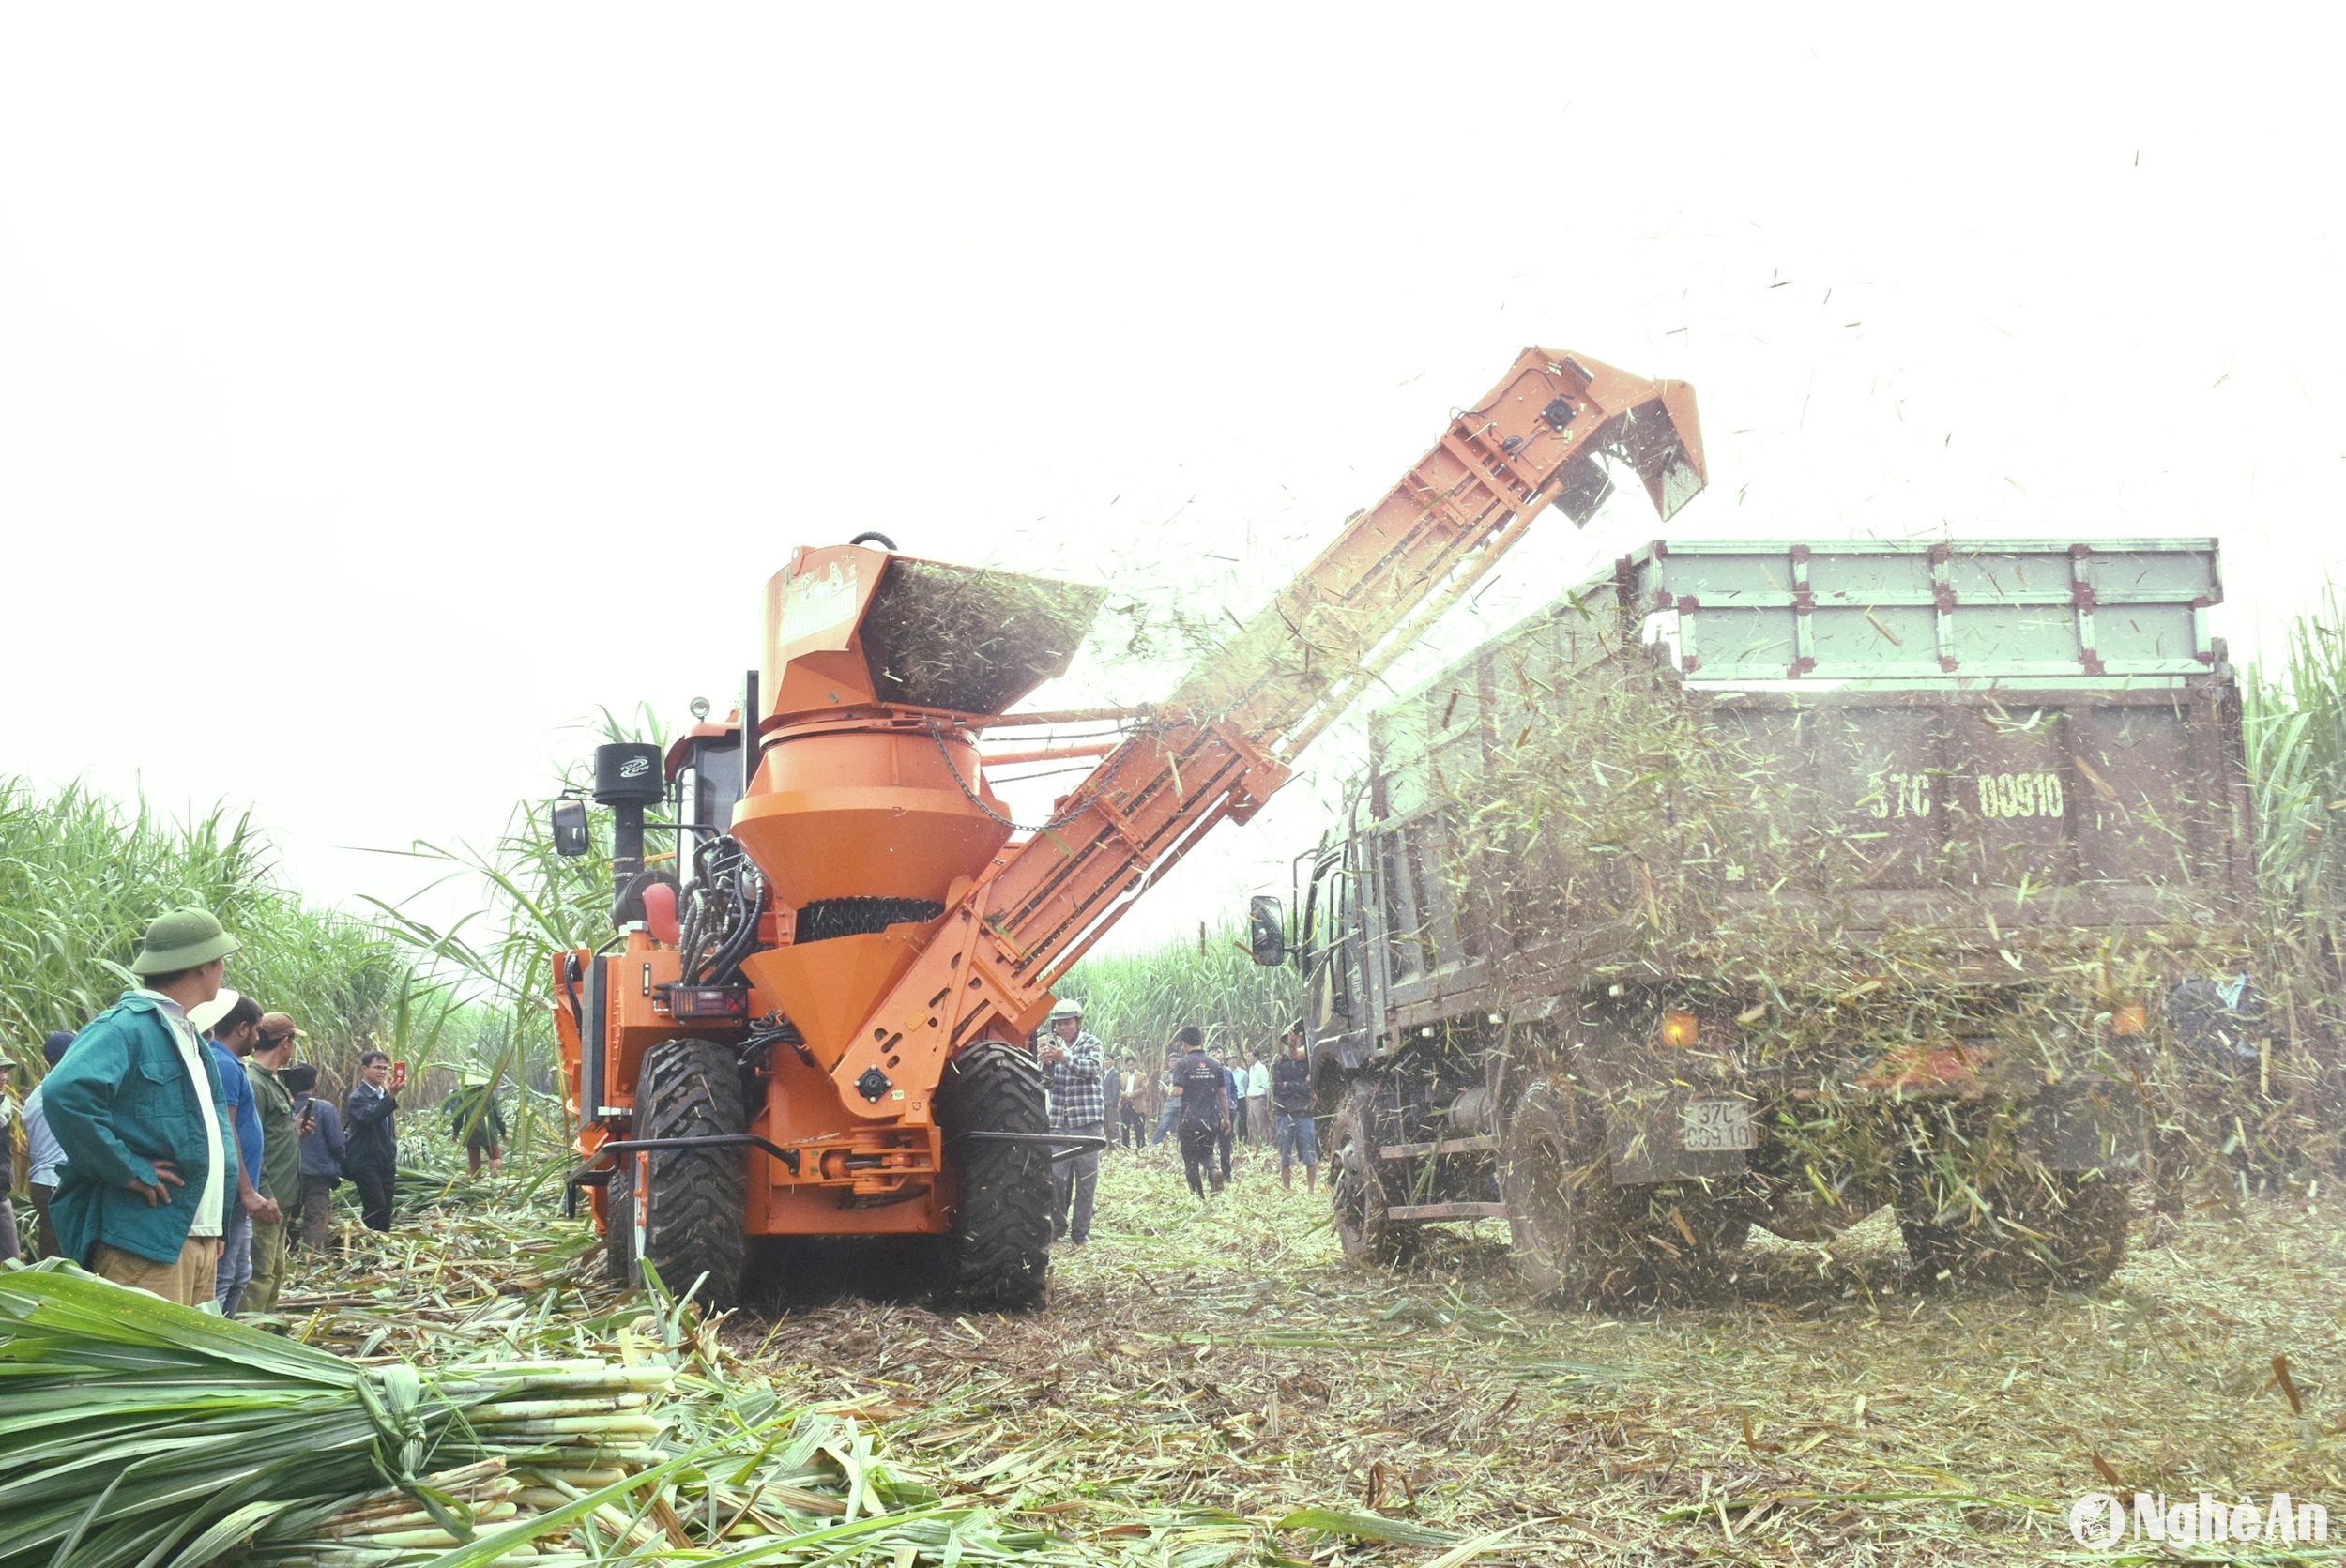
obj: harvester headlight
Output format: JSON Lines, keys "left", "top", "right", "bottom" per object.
{"left": 1659, "top": 1010, "right": 1700, "bottom": 1048}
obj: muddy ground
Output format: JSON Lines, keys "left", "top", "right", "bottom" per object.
{"left": 724, "top": 1148, "right": 2346, "bottom": 1565}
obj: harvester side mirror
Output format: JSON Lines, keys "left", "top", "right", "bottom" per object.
{"left": 550, "top": 799, "right": 590, "bottom": 858}
{"left": 1248, "top": 895, "right": 1287, "bottom": 967}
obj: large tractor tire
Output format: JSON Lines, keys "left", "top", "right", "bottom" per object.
{"left": 602, "top": 1159, "right": 635, "bottom": 1286}
{"left": 936, "top": 1040, "right": 1053, "bottom": 1311}
{"left": 1897, "top": 1163, "right": 2132, "bottom": 1290}
{"left": 606, "top": 1039, "right": 749, "bottom": 1308}
{"left": 1501, "top": 1078, "right": 1745, "bottom": 1306}
{"left": 1330, "top": 1088, "right": 1415, "bottom": 1269}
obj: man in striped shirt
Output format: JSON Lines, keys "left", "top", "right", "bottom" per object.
{"left": 1040, "top": 999, "right": 1105, "bottom": 1247}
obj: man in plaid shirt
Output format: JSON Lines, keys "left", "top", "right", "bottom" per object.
{"left": 1040, "top": 998, "right": 1106, "bottom": 1246}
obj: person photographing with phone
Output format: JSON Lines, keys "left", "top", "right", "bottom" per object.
{"left": 344, "top": 1050, "right": 401, "bottom": 1232}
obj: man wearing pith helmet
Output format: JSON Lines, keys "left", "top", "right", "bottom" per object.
{"left": 1038, "top": 997, "right": 1105, "bottom": 1247}
{"left": 43, "top": 906, "right": 241, "bottom": 1308}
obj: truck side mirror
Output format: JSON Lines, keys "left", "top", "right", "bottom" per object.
{"left": 1248, "top": 894, "right": 1287, "bottom": 967}
{"left": 550, "top": 799, "right": 590, "bottom": 858}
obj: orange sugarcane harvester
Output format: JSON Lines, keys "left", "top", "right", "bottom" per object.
{"left": 550, "top": 349, "right": 1705, "bottom": 1307}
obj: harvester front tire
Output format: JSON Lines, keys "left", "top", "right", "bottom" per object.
{"left": 1330, "top": 1088, "right": 1415, "bottom": 1270}
{"left": 937, "top": 1041, "right": 1053, "bottom": 1312}
{"left": 613, "top": 1039, "right": 749, "bottom": 1309}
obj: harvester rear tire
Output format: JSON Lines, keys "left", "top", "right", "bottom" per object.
{"left": 610, "top": 1039, "right": 748, "bottom": 1309}
{"left": 936, "top": 1040, "right": 1053, "bottom": 1312}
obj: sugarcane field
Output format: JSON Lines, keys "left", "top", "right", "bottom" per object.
{"left": 6, "top": 11, "right": 2346, "bottom": 1568}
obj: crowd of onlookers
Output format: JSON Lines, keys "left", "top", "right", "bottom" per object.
{"left": 3, "top": 908, "right": 1318, "bottom": 1304}
{"left": 0, "top": 906, "right": 413, "bottom": 1312}
{"left": 1038, "top": 999, "right": 1320, "bottom": 1247}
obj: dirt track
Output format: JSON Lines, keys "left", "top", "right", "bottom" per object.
{"left": 727, "top": 1149, "right": 2346, "bottom": 1564}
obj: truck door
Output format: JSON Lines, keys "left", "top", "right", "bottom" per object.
{"left": 1304, "top": 829, "right": 1384, "bottom": 1076}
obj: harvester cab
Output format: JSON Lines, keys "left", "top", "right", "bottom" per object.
{"left": 550, "top": 348, "right": 1703, "bottom": 1310}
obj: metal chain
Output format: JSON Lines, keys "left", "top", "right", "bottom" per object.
{"left": 928, "top": 723, "right": 1098, "bottom": 834}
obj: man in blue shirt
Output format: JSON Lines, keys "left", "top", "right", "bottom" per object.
{"left": 20, "top": 1032, "right": 74, "bottom": 1257}
{"left": 188, "top": 991, "right": 278, "bottom": 1316}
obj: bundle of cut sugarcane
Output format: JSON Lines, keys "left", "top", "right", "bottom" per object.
{"left": 2, "top": 1264, "right": 1032, "bottom": 1567}
{"left": 0, "top": 1267, "right": 679, "bottom": 1566}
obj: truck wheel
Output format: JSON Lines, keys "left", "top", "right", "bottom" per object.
{"left": 1500, "top": 1078, "right": 1617, "bottom": 1302}
{"left": 1330, "top": 1091, "right": 1414, "bottom": 1268}
{"left": 611, "top": 1039, "right": 749, "bottom": 1308}
{"left": 1898, "top": 1161, "right": 2132, "bottom": 1289}
{"left": 937, "top": 1040, "right": 1053, "bottom": 1311}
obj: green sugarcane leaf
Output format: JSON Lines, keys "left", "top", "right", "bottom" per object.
{"left": 1273, "top": 1508, "right": 1462, "bottom": 1547}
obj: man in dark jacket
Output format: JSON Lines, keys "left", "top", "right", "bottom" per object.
{"left": 343, "top": 1051, "right": 400, "bottom": 1231}
{"left": 286, "top": 1063, "right": 345, "bottom": 1251}
{"left": 1168, "top": 1026, "right": 1229, "bottom": 1199}
{"left": 45, "top": 907, "right": 241, "bottom": 1306}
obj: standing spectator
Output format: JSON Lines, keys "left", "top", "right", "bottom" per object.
{"left": 190, "top": 991, "right": 276, "bottom": 1317}
{"left": 344, "top": 1050, "right": 401, "bottom": 1232}
{"left": 1098, "top": 1056, "right": 1121, "bottom": 1154}
{"left": 1168, "top": 1026, "right": 1228, "bottom": 1198}
{"left": 1116, "top": 1055, "right": 1146, "bottom": 1150}
{"left": 1039, "top": 999, "right": 1104, "bottom": 1247}
{"left": 45, "top": 906, "right": 239, "bottom": 1307}
{"left": 243, "top": 1015, "right": 302, "bottom": 1311}
{"left": 446, "top": 1072, "right": 508, "bottom": 1177}
{"left": 1, "top": 1057, "right": 22, "bottom": 1261}
{"left": 1149, "top": 1047, "right": 1183, "bottom": 1149}
{"left": 21, "top": 1032, "right": 73, "bottom": 1257}
{"left": 1212, "top": 1044, "right": 1240, "bottom": 1183}
{"left": 1271, "top": 1025, "right": 1320, "bottom": 1192}
{"left": 1244, "top": 1050, "right": 1272, "bottom": 1148}
{"left": 287, "top": 1063, "right": 345, "bottom": 1251}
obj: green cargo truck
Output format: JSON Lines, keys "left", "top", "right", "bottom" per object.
{"left": 1248, "top": 538, "right": 2252, "bottom": 1300}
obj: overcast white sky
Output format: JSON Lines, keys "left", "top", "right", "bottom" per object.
{"left": 3, "top": 6, "right": 2340, "bottom": 956}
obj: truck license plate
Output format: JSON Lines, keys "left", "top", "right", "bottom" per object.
{"left": 1682, "top": 1098, "right": 1755, "bottom": 1152}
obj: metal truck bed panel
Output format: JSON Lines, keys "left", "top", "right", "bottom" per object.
{"left": 1363, "top": 538, "right": 2250, "bottom": 1013}
{"left": 1619, "top": 538, "right": 2220, "bottom": 683}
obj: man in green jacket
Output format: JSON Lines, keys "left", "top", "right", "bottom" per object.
{"left": 45, "top": 907, "right": 240, "bottom": 1307}
{"left": 244, "top": 1013, "right": 303, "bottom": 1312}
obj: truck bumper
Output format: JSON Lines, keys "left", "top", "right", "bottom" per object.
{"left": 1600, "top": 1078, "right": 2144, "bottom": 1184}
